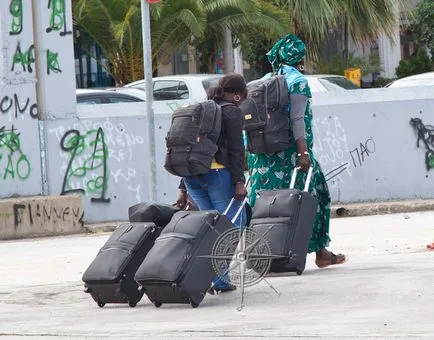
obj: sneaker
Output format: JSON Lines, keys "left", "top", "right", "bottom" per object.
{"left": 207, "top": 284, "right": 236, "bottom": 295}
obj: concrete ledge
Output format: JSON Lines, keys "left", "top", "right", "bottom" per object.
{"left": 84, "top": 220, "right": 126, "bottom": 234}
{"left": 82, "top": 199, "right": 434, "bottom": 235}
{"left": 0, "top": 195, "right": 84, "bottom": 240}
{"left": 331, "top": 199, "right": 434, "bottom": 218}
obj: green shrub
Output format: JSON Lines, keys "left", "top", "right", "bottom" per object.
{"left": 395, "top": 48, "right": 433, "bottom": 79}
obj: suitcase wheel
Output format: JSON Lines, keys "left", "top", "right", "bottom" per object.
{"left": 296, "top": 270, "right": 303, "bottom": 276}
{"left": 190, "top": 302, "right": 199, "bottom": 308}
{"left": 128, "top": 300, "right": 137, "bottom": 308}
{"left": 97, "top": 301, "right": 105, "bottom": 308}
{"left": 153, "top": 301, "right": 162, "bottom": 308}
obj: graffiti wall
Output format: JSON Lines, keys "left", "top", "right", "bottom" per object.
{"left": 0, "top": 1, "right": 42, "bottom": 197}
{"left": 32, "top": 0, "right": 76, "bottom": 118}
{"left": 311, "top": 88, "right": 433, "bottom": 203}
{"left": 45, "top": 115, "right": 149, "bottom": 222}
{"left": 74, "top": 86, "right": 434, "bottom": 223}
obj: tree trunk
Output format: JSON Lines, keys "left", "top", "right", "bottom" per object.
{"left": 343, "top": 20, "right": 349, "bottom": 69}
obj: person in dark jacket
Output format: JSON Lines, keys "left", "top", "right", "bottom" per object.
{"left": 180, "top": 73, "right": 248, "bottom": 226}
{"left": 179, "top": 73, "right": 248, "bottom": 293}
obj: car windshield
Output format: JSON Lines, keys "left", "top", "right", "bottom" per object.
{"left": 319, "top": 76, "right": 361, "bottom": 90}
{"left": 202, "top": 77, "right": 223, "bottom": 90}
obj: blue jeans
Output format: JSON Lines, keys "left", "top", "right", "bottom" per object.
{"left": 183, "top": 169, "right": 247, "bottom": 227}
{"left": 184, "top": 168, "right": 247, "bottom": 290}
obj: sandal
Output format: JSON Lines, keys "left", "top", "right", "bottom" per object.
{"left": 316, "top": 252, "right": 348, "bottom": 269}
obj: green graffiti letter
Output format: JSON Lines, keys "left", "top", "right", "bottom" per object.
{"left": 47, "top": 50, "right": 62, "bottom": 75}
{"left": 3, "top": 154, "right": 15, "bottom": 180}
{"left": 16, "top": 154, "right": 31, "bottom": 180}
{"left": 9, "top": 0, "right": 23, "bottom": 35}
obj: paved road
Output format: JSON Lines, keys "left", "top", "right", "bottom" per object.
{"left": 1, "top": 212, "right": 433, "bottom": 339}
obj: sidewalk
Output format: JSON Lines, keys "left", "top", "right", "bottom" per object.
{"left": 84, "top": 199, "right": 434, "bottom": 233}
{"left": 1, "top": 211, "right": 433, "bottom": 339}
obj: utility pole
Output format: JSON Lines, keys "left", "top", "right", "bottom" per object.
{"left": 141, "top": 0, "right": 157, "bottom": 201}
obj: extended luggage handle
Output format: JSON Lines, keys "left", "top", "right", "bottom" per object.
{"left": 223, "top": 197, "right": 249, "bottom": 225}
{"left": 222, "top": 178, "right": 250, "bottom": 224}
{"left": 289, "top": 166, "right": 313, "bottom": 192}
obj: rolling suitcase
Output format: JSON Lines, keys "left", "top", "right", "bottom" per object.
{"left": 250, "top": 167, "right": 317, "bottom": 275}
{"left": 134, "top": 199, "right": 247, "bottom": 308}
{"left": 82, "top": 222, "right": 160, "bottom": 308}
{"left": 128, "top": 202, "right": 180, "bottom": 224}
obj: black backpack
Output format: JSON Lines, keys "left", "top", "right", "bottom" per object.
{"left": 164, "top": 100, "right": 227, "bottom": 177}
{"left": 240, "top": 75, "right": 293, "bottom": 154}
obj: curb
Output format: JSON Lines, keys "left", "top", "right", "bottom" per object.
{"left": 83, "top": 200, "right": 434, "bottom": 234}
{"left": 330, "top": 199, "right": 434, "bottom": 218}
{"left": 84, "top": 221, "right": 127, "bottom": 234}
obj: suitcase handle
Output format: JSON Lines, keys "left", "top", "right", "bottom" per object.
{"left": 223, "top": 197, "right": 249, "bottom": 224}
{"left": 290, "top": 167, "right": 313, "bottom": 192}
{"left": 222, "top": 178, "right": 250, "bottom": 223}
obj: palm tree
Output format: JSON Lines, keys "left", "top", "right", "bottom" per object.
{"left": 194, "top": 0, "right": 289, "bottom": 73}
{"left": 337, "top": 0, "right": 412, "bottom": 68}
{"left": 73, "top": 0, "right": 203, "bottom": 85}
{"left": 279, "top": 0, "right": 412, "bottom": 63}
{"left": 73, "top": 0, "right": 287, "bottom": 83}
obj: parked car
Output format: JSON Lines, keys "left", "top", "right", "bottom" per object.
{"left": 384, "top": 72, "right": 434, "bottom": 88}
{"left": 246, "top": 74, "right": 360, "bottom": 93}
{"left": 304, "top": 75, "right": 361, "bottom": 92}
{"left": 124, "top": 74, "right": 224, "bottom": 103}
{"left": 76, "top": 88, "right": 145, "bottom": 105}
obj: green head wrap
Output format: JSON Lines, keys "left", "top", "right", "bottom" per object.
{"left": 266, "top": 34, "right": 305, "bottom": 71}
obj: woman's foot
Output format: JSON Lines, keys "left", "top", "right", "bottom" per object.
{"left": 315, "top": 248, "right": 347, "bottom": 268}
{"left": 427, "top": 242, "right": 434, "bottom": 251}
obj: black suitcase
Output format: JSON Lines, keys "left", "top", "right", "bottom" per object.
{"left": 128, "top": 202, "right": 180, "bottom": 224}
{"left": 134, "top": 199, "right": 247, "bottom": 308}
{"left": 82, "top": 222, "right": 160, "bottom": 308}
{"left": 250, "top": 168, "right": 318, "bottom": 275}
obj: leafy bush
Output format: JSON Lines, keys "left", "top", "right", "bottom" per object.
{"left": 395, "top": 47, "right": 433, "bottom": 79}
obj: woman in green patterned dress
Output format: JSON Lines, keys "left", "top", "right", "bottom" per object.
{"left": 247, "top": 34, "right": 347, "bottom": 268}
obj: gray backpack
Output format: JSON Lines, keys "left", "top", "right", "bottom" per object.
{"left": 164, "top": 100, "right": 226, "bottom": 177}
{"left": 240, "top": 75, "right": 293, "bottom": 154}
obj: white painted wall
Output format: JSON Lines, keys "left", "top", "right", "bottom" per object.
{"left": 377, "top": 3, "right": 402, "bottom": 79}
{"left": 0, "top": 0, "right": 42, "bottom": 197}
{"left": 312, "top": 87, "right": 433, "bottom": 202}
{"left": 1, "top": 0, "right": 433, "bottom": 224}
{"left": 45, "top": 113, "right": 149, "bottom": 222}
{"left": 32, "top": 0, "right": 77, "bottom": 119}
{"left": 69, "top": 86, "right": 434, "bottom": 222}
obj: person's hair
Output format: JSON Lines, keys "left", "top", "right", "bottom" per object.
{"left": 207, "top": 73, "right": 247, "bottom": 101}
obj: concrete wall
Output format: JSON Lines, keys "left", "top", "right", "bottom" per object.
{"left": 32, "top": 0, "right": 77, "bottom": 119}
{"left": 0, "top": 195, "right": 83, "bottom": 240}
{"left": 69, "top": 86, "right": 434, "bottom": 223}
{"left": 0, "top": 0, "right": 43, "bottom": 197}
{"left": 1, "top": 0, "right": 433, "bottom": 226}
{"left": 312, "top": 87, "right": 433, "bottom": 203}
{"left": 45, "top": 113, "right": 149, "bottom": 222}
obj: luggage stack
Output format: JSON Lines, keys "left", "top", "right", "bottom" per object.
{"left": 82, "top": 203, "right": 179, "bottom": 308}
{"left": 82, "top": 200, "right": 246, "bottom": 308}
{"left": 82, "top": 167, "right": 317, "bottom": 309}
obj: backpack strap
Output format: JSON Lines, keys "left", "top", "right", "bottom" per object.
{"left": 199, "top": 101, "right": 217, "bottom": 136}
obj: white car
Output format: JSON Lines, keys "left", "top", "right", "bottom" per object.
{"left": 304, "top": 75, "right": 361, "bottom": 93}
{"left": 76, "top": 88, "right": 146, "bottom": 105}
{"left": 124, "top": 74, "right": 224, "bottom": 112}
{"left": 246, "top": 74, "right": 360, "bottom": 93}
{"left": 385, "top": 72, "right": 434, "bottom": 88}
{"left": 123, "top": 73, "right": 359, "bottom": 113}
